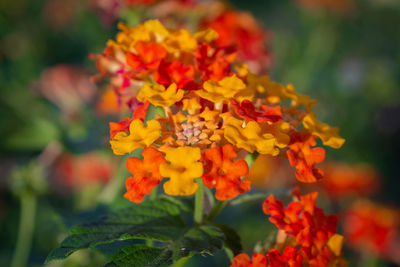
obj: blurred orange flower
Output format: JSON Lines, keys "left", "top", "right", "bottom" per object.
{"left": 320, "top": 162, "right": 380, "bottom": 198}
{"left": 202, "top": 10, "right": 271, "bottom": 73}
{"left": 53, "top": 152, "right": 114, "bottom": 189}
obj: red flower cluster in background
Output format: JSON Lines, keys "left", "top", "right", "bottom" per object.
{"left": 320, "top": 162, "right": 380, "bottom": 198}
{"left": 343, "top": 200, "right": 400, "bottom": 262}
{"left": 53, "top": 152, "right": 114, "bottom": 189}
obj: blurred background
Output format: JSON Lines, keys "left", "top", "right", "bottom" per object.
{"left": 0, "top": 0, "right": 399, "bottom": 266}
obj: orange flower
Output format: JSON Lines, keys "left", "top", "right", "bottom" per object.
{"left": 230, "top": 99, "right": 282, "bottom": 123}
{"left": 124, "top": 147, "right": 166, "bottom": 203}
{"left": 109, "top": 117, "right": 133, "bottom": 139}
{"left": 155, "top": 61, "right": 196, "bottom": 90}
{"left": 231, "top": 253, "right": 267, "bottom": 267}
{"left": 195, "top": 42, "right": 235, "bottom": 81}
{"left": 126, "top": 41, "right": 167, "bottom": 73}
{"left": 230, "top": 248, "right": 303, "bottom": 267}
{"left": 267, "top": 247, "right": 303, "bottom": 267}
{"left": 320, "top": 162, "right": 380, "bottom": 198}
{"left": 109, "top": 101, "right": 149, "bottom": 138}
{"left": 202, "top": 144, "right": 250, "bottom": 201}
{"left": 263, "top": 189, "right": 343, "bottom": 267}
{"left": 286, "top": 132, "right": 325, "bottom": 183}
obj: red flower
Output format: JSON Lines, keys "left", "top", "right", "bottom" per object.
{"left": 267, "top": 247, "right": 303, "bottom": 267}
{"left": 262, "top": 194, "right": 304, "bottom": 236}
{"left": 231, "top": 248, "right": 302, "bottom": 267}
{"left": 109, "top": 101, "right": 149, "bottom": 138}
{"left": 202, "top": 11, "right": 271, "bottom": 73}
{"left": 195, "top": 42, "right": 236, "bottom": 81}
{"left": 263, "top": 189, "right": 340, "bottom": 266}
{"left": 109, "top": 117, "right": 133, "bottom": 139}
{"left": 126, "top": 41, "right": 167, "bottom": 73}
{"left": 124, "top": 147, "right": 166, "bottom": 203}
{"left": 202, "top": 144, "right": 250, "bottom": 201}
{"left": 343, "top": 201, "right": 400, "bottom": 255}
{"left": 286, "top": 132, "right": 325, "bottom": 183}
{"left": 231, "top": 253, "right": 268, "bottom": 267}
{"left": 230, "top": 99, "right": 282, "bottom": 123}
{"left": 155, "top": 61, "right": 196, "bottom": 89}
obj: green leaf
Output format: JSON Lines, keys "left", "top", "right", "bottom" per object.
{"left": 105, "top": 245, "right": 170, "bottom": 267}
{"left": 230, "top": 193, "right": 266, "bottom": 206}
{"left": 213, "top": 224, "right": 242, "bottom": 255}
{"left": 45, "top": 197, "right": 187, "bottom": 263}
{"left": 105, "top": 225, "right": 224, "bottom": 267}
{"left": 46, "top": 197, "right": 229, "bottom": 266}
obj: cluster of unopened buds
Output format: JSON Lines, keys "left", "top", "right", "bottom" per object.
{"left": 92, "top": 19, "right": 345, "bottom": 203}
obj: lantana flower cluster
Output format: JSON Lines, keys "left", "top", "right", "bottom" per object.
{"left": 231, "top": 189, "right": 347, "bottom": 267}
{"left": 93, "top": 19, "right": 345, "bottom": 204}
{"left": 93, "top": 0, "right": 271, "bottom": 79}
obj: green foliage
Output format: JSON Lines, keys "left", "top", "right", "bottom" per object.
{"left": 46, "top": 197, "right": 236, "bottom": 266}
{"left": 106, "top": 226, "right": 224, "bottom": 267}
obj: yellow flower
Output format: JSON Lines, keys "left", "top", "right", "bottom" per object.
{"left": 196, "top": 75, "right": 247, "bottom": 103}
{"left": 302, "top": 113, "right": 345, "bottom": 149}
{"left": 260, "top": 122, "right": 290, "bottom": 148}
{"left": 235, "top": 63, "right": 249, "bottom": 77}
{"left": 284, "top": 84, "right": 318, "bottom": 111}
{"left": 110, "top": 119, "right": 161, "bottom": 155}
{"left": 246, "top": 74, "right": 317, "bottom": 109}
{"left": 193, "top": 29, "right": 219, "bottom": 43}
{"left": 160, "top": 147, "right": 203, "bottom": 195}
{"left": 247, "top": 73, "right": 283, "bottom": 96}
{"left": 224, "top": 117, "right": 284, "bottom": 155}
{"left": 163, "top": 29, "right": 197, "bottom": 53}
{"left": 137, "top": 83, "right": 184, "bottom": 107}
{"left": 110, "top": 20, "right": 169, "bottom": 51}
{"left": 327, "top": 234, "right": 345, "bottom": 257}
{"left": 182, "top": 97, "right": 201, "bottom": 114}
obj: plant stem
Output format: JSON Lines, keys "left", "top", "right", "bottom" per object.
{"left": 149, "top": 186, "right": 158, "bottom": 201}
{"left": 194, "top": 179, "right": 204, "bottom": 225}
{"left": 172, "top": 256, "right": 191, "bottom": 267}
{"left": 244, "top": 152, "right": 259, "bottom": 167}
{"left": 11, "top": 192, "right": 37, "bottom": 267}
{"left": 207, "top": 201, "right": 229, "bottom": 222}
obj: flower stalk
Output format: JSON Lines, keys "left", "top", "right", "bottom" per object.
{"left": 11, "top": 192, "right": 37, "bottom": 267}
{"left": 194, "top": 179, "right": 205, "bottom": 225}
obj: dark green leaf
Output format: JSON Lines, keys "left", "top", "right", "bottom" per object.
{"left": 105, "top": 225, "right": 224, "bottom": 267}
{"left": 45, "top": 197, "right": 187, "bottom": 263}
{"left": 214, "top": 224, "right": 242, "bottom": 255}
{"left": 105, "top": 245, "right": 171, "bottom": 267}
